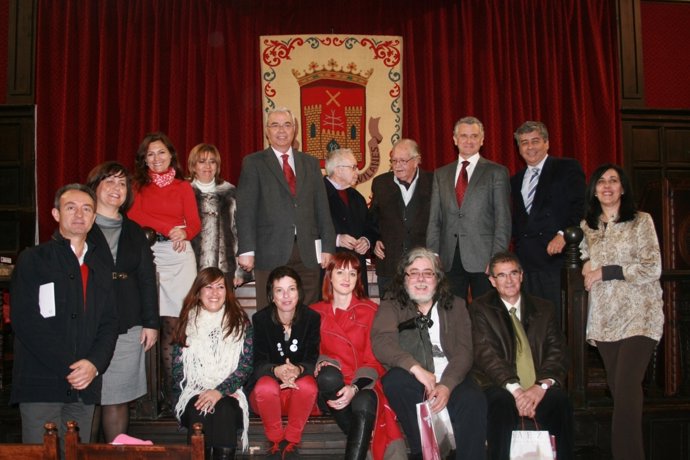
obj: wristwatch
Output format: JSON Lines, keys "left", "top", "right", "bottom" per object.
{"left": 539, "top": 381, "right": 550, "bottom": 390}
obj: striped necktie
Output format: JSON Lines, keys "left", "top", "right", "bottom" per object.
{"left": 524, "top": 167, "right": 540, "bottom": 214}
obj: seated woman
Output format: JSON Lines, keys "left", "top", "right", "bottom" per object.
{"left": 248, "top": 266, "right": 321, "bottom": 460}
{"left": 171, "top": 267, "right": 252, "bottom": 460}
{"left": 311, "top": 252, "right": 405, "bottom": 460}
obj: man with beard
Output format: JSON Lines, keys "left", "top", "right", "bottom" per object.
{"left": 371, "top": 247, "right": 487, "bottom": 460}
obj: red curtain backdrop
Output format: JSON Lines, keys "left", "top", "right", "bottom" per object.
{"left": 35, "top": 0, "right": 620, "bottom": 240}
{"left": 641, "top": 1, "right": 690, "bottom": 109}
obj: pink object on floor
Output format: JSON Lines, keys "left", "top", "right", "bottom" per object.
{"left": 110, "top": 433, "right": 154, "bottom": 445}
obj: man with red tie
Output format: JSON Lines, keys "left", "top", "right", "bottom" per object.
{"left": 427, "top": 116, "right": 511, "bottom": 300}
{"left": 236, "top": 107, "right": 336, "bottom": 309}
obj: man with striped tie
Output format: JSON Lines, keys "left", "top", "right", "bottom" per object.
{"left": 510, "top": 121, "right": 585, "bottom": 327}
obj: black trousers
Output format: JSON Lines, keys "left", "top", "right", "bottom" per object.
{"left": 447, "top": 244, "right": 492, "bottom": 301}
{"left": 180, "top": 395, "right": 243, "bottom": 448}
{"left": 484, "top": 386, "right": 573, "bottom": 460}
{"left": 316, "top": 365, "right": 377, "bottom": 434}
{"left": 382, "top": 367, "right": 487, "bottom": 460}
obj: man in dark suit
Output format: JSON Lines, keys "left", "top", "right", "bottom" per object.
{"left": 236, "top": 107, "right": 336, "bottom": 308}
{"left": 323, "top": 148, "right": 376, "bottom": 295}
{"left": 427, "top": 116, "right": 511, "bottom": 300}
{"left": 470, "top": 251, "right": 573, "bottom": 460}
{"left": 510, "top": 121, "right": 585, "bottom": 325}
{"left": 369, "top": 138, "right": 432, "bottom": 298}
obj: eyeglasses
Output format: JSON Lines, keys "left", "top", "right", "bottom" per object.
{"left": 390, "top": 157, "right": 416, "bottom": 166}
{"left": 405, "top": 270, "right": 436, "bottom": 280}
{"left": 267, "top": 122, "right": 294, "bottom": 130}
{"left": 492, "top": 270, "right": 522, "bottom": 280}
{"left": 336, "top": 164, "right": 358, "bottom": 171}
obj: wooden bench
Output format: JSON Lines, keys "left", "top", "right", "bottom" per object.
{"left": 0, "top": 422, "right": 59, "bottom": 460}
{"left": 64, "top": 421, "right": 204, "bottom": 460}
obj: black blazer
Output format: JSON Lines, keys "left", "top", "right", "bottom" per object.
{"left": 511, "top": 156, "right": 585, "bottom": 272}
{"left": 368, "top": 169, "right": 433, "bottom": 277}
{"left": 324, "top": 178, "right": 376, "bottom": 289}
{"left": 91, "top": 216, "right": 159, "bottom": 333}
{"left": 248, "top": 304, "right": 321, "bottom": 392}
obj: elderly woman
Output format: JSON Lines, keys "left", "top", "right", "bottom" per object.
{"left": 187, "top": 143, "right": 251, "bottom": 286}
{"left": 128, "top": 132, "right": 201, "bottom": 412}
{"left": 248, "top": 266, "right": 321, "bottom": 460}
{"left": 86, "top": 162, "right": 159, "bottom": 442}
{"left": 171, "top": 267, "right": 252, "bottom": 460}
{"left": 371, "top": 247, "right": 487, "bottom": 460}
{"left": 580, "top": 164, "right": 664, "bottom": 460}
{"left": 323, "top": 148, "right": 375, "bottom": 295}
{"left": 311, "top": 252, "right": 405, "bottom": 460}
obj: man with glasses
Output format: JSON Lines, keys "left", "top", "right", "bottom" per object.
{"left": 371, "top": 247, "right": 487, "bottom": 460}
{"left": 369, "top": 139, "right": 432, "bottom": 298}
{"left": 323, "top": 148, "right": 376, "bottom": 295}
{"left": 236, "top": 107, "right": 336, "bottom": 308}
{"left": 427, "top": 116, "right": 511, "bottom": 300}
{"left": 469, "top": 251, "right": 573, "bottom": 460}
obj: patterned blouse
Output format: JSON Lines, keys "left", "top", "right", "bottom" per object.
{"left": 580, "top": 211, "right": 664, "bottom": 345}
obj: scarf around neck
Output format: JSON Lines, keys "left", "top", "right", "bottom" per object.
{"left": 149, "top": 167, "right": 176, "bottom": 188}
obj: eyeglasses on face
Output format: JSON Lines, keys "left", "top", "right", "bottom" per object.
{"left": 390, "top": 157, "right": 416, "bottom": 166}
{"left": 492, "top": 270, "right": 522, "bottom": 280}
{"left": 267, "top": 122, "right": 294, "bottom": 130}
{"left": 405, "top": 270, "right": 436, "bottom": 280}
{"left": 336, "top": 164, "right": 358, "bottom": 171}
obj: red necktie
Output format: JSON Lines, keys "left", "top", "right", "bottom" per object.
{"left": 337, "top": 188, "right": 350, "bottom": 206}
{"left": 455, "top": 160, "right": 469, "bottom": 207}
{"left": 281, "top": 154, "right": 296, "bottom": 195}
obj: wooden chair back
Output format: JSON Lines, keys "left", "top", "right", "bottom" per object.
{"left": 0, "top": 422, "right": 59, "bottom": 460}
{"left": 64, "top": 421, "right": 204, "bottom": 460}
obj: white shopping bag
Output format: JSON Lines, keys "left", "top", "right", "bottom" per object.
{"left": 509, "top": 429, "right": 555, "bottom": 460}
{"left": 416, "top": 400, "right": 456, "bottom": 460}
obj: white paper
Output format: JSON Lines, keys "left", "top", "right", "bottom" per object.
{"left": 315, "top": 239, "right": 322, "bottom": 263}
{"left": 39, "top": 282, "right": 56, "bottom": 318}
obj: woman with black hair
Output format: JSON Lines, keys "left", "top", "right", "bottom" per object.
{"left": 580, "top": 164, "right": 663, "bottom": 460}
{"left": 248, "top": 266, "right": 321, "bottom": 459}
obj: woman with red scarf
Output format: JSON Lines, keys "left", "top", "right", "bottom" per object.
{"left": 311, "top": 252, "right": 405, "bottom": 460}
{"left": 129, "top": 132, "right": 201, "bottom": 412}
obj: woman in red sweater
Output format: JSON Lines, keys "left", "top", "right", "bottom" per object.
{"left": 311, "top": 252, "right": 405, "bottom": 460}
{"left": 128, "top": 132, "right": 201, "bottom": 412}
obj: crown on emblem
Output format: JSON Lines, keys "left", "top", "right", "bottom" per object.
{"left": 293, "top": 60, "right": 373, "bottom": 87}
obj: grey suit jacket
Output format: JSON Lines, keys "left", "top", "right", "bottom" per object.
{"left": 236, "top": 148, "right": 336, "bottom": 270}
{"left": 426, "top": 156, "right": 511, "bottom": 272}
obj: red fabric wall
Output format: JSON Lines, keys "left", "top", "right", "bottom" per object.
{"left": 34, "top": 0, "right": 622, "bottom": 240}
{"left": 641, "top": 1, "right": 690, "bottom": 109}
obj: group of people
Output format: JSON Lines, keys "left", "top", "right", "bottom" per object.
{"left": 9, "top": 106, "right": 663, "bottom": 460}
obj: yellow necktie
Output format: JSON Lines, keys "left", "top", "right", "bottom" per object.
{"left": 510, "top": 307, "right": 536, "bottom": 388}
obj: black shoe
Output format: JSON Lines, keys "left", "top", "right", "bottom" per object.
{"left": 265, "top": 440, "right": 285, "bottom": 460}
{"left": 282, "top": 441, "right": 300, "bottom": 460}
{"left": 212, "top": 447, "right": 236, "bottom": 460}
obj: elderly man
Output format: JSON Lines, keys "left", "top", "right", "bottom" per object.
{"left": 10, "top": 184, "right": 118, "bottom": 447}
{"left": 510, "top": 121, "right": 585, "bottom": 326}
{"left": 427, "top": 116, "right": 511, "bottom": 300}
{"left": 470, "top": 251, "right": 573, "bottom": 460}
{"left": 323, "top": 148, "right": 376, "bottom": 294}
{"left": 236, "top": 107, "right": 336, "bottom": 308}
{"left": 371, "top": 247, "right": 487, "bottom": 460}
{"left": 369, "top": 139, "right": 433, "bottom": 298}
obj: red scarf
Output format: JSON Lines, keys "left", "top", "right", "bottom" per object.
{"left": 149, "top": 167, "right": 176, "bottom": 188}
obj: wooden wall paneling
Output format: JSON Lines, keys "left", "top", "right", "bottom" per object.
{"left": 6, "top": 0, "right": 36, "bottom": 103}
{"left": 617, "top": 0, "right": 646, "bottom": 107}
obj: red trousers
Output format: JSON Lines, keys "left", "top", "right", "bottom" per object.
{"left": 249, "top": 375, "right": 318, "bottom": 443}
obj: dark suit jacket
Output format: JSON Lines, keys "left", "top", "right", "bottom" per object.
{"left": 369, "top": 169, "right": 433, "bottom": 278}
{"left": 91, "top": 216, "right": 159, "bottom": 333}
{"left": 427, "top": 157, "right": 511, "bottom": 272}
{"left": 324, "top": 178, "right": 376, "bottom": 287}
{"left": 236, "top": 148, "right": 336, "bottom": 270}
{"left": 511, "top": 156, "right": 585, "bottom": 272}
{"left": 469, "top": 290, "right": 568, "bottom": 389}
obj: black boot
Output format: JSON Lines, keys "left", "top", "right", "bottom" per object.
{"left": 344, "top": 409, "right": 375, "bottom": 460}
{"left": 212, "top": 447, "right": 236, "bottom": 460}
{"left": 204, "top": 447, "right": 213, "bottom": 460}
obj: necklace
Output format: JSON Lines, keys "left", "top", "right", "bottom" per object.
{"left": 281, "top": 320, "right": 292, "bottom": 342}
